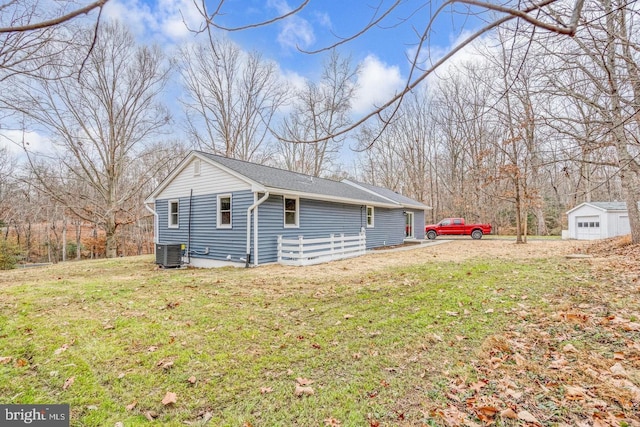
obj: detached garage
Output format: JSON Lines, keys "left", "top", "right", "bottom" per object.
{"left": 566, "top": 202, "right": 631, "bottom": 240}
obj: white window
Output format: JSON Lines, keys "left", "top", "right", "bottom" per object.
{"left": 284, "top": 197, "right": 299, "bottom": 227}
{"left": 193, "top": 158, "right": 201, "bottom": 176}
{"left": 168, "top": 200, "right": 179, "bottom": 228}
{"left": 217, "top": 194, "right": 232, "bottom": 228}
{"left": 366, "top": 206, "right": 374, "bottom": 227}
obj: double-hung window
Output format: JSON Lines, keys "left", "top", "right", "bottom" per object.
{"left": 168, "top": 200, "right": 179, "bottom": 228}
{"left": 284, "top": 197, "right": 299, "bottom": 227}
{"left": 217, "top": 195, "right": 232, "bottom": 228}
{"left": 366, "top": 206, "right": 374, "bottom": 227}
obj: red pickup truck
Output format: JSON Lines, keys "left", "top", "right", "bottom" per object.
{"left": 425, "top": 218, "right": 492, "bottom": 240}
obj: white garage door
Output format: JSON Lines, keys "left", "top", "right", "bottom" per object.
{"left": 576, "top": 216, "right": 601, "bottom": 240}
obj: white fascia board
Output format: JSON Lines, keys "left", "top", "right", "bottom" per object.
{"left": 566, "top": 202, "right": 605, "bottom": 215}
{"left": 342, "top": 179, "right": 399, "bottom": 205}
{"left": 144, "top": 151, "right": 262, "bottom": 203}
{"left": 263, "top": 187, "right": 399, "bottom": 209}
{"left": 144, "top": 152, "right": 195, "bottom": 204}
{"left": 404, "top": 204, "right": 432, "bottom": 211}
{"left": 342, "top": 179, "right": 431, "bottom": 211}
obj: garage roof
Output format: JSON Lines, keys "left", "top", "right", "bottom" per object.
{"left": 566, "top": 202, "right": 628, "bottom": 215}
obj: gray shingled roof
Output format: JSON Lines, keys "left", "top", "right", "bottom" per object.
{"left": 196, "top": 151, "right": 402, "bottom": 207}
{"left": 589, "top": 202, "right": 628, "bottom": 211}
{"left": 345, "top": 180, "right": 429, "bottom": 209}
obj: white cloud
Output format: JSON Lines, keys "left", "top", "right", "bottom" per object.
{"left": 266, "top": 0, "right": 316, "bottom": 51}
{"left": 0, "top": 129, "right": 53, "bottom": 156}
{"left": 103, "top": 0, "right": 203, "bottom": 43}
{"left": 352, "top": 55, "right": 404, "bottom": 115}
{"left": 277, "top": 16, "right": 315, "bottom": 50}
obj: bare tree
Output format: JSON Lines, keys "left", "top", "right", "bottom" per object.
{"left": 11, "top": 21, "right": 173, "bottom": 258}
{"left": 540, "top": 0, "right": 640, "bottom": 243}
{"left": 0, "top": 146, "right": 17, "bottom": 232}
{"left": 277, "top": 51, "right": 358, "bottom": 176}
{"left": 190, "top": 0, "right": 586, "bottom": 143}
{"left": 179, "top": 36, "right": 288, "bottom": 161}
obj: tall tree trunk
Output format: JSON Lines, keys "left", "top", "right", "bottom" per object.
{"left": 62, "top": 216, "right": 67, "bottom": 262}
{"left": 105, "top": 218, "right": 118, "bottom": 258}
{"left": 75, "top": 221, "right": 81, "bottom": 260}
{"left": 604, "top": 0, "right": 640, "bottom": 243}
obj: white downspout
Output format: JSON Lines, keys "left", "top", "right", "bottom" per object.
{"left": 246, "top": 191, "right": 270, "bottom": 267}
{"left": 145, "top": 202, "right": 159, "bottom": 244}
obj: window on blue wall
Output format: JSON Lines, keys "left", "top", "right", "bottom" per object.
{"left": 218, "top": 195, "right": 232, "bottom": 228}
{"left": 284, "top": 197, "right": 298, "bottom": 227}
{"left": 366, "top": 206, "right": 374, "bottom": 227}
{"left": 168, "top": 200, "right": 179, "bottom": 228}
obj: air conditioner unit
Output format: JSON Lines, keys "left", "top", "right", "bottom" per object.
{"left": 155, "top": 243, "right": 183, "bottom": 268}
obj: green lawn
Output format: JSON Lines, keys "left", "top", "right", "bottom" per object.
{"left": 0, "top": 251, "right": 615, "bottom": 426}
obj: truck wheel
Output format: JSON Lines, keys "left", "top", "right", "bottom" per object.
{"left": 471, "top": 230, "right": 483, "bottom": 240}
{"left": 426, "top": 230, "right": 437, "bottom": 240}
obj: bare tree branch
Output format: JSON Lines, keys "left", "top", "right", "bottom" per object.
{"left": 0, "top": 0, "right": 109, "bottom": 33}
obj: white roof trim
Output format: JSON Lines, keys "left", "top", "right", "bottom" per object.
{"left": 342, "top": 179, "right": 430, "bottom": 211}
{"left": 263, "top": 187, "right": 399, "bottom": 209}
{"left": 566, "top": 202, "right": 628, "bottom": 215}
{"left": 144, "top": 152, "right": 264, "bottom": 203}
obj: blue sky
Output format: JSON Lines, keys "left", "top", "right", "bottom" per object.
{"left": 2, "top": 0, "right": 485, "bottom": 157}
{"left": 100, "top": 0, "right": 484, "bottom": 113}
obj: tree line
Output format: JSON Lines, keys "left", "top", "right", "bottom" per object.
{"left": 0, "top": 0, "right": 639, "bottom": 266}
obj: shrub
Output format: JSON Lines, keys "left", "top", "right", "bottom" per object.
{"left": 0, "top": 239, "right": 19, "bottom": 270}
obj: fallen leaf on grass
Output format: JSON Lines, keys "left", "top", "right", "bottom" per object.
{"left": 187, "top": 376, "right": 197, "bottom": 384}
{"left": 157, "top": 360, "right": 174, "bottom": 370}
{"left": 161, "top": 391, "right": 177, "bottom": 405}
{"left": 549, "top": 357, "right": 569, "bottom": 369}
{"left": 15, "top": 358, "right": 28, "bottom": 367}
{"left": 145, "top": 411, "right": 158, "bottom": 421}
{"left": 609, "top": 363, "right": 628, "bottom": 378}
{"left": 343, "top": 314, "right": 354, "bottom": 319}
{"left": 324, "top": 417, "right": 341, "bottom": 426}
{"left": 0, "top": 356, "right": 12, "bottom": 364}
{"left": 565, "top": 385, "right": 587, "bottom": 400}
{"left": 476, "top": 406, "right": 498, "bottom": 422}
{"left": 62, "top": 376, "right": 74, "bottom": 390}
{"left": 296, "top": 377, "right": 314, "bottom": 386}
{"left": 54, "top": 344, "right": 71, "bottom": 355}
{"left": 260, "top": 387, "right": 272, "bottom": 394}
{"left": 125, "top": 401, "right": 137, "bottom": 411}
{"left": 517, "top": 410, "right": 540, "bottom": 424}
{"left": 294, "top": 385, "right": 314, "bottom": 396}
{"left": 562, "top": 343, "right": 578, "bottom": 353}
{"left": 445, "top": 311, "right": 459, "bottom": 316}
{"left": 500, "top": 408, "right": 518, "bottom": 419}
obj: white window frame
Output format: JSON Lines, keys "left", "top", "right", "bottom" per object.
{"left": 366, "top": 206, "right": 375, "bottom": 228}
{"left": 193, "top": 158, "right": 201, "bottom": 176}
{"left": 217, "top": 194, "right": 232, "bottom": 229}
{"left": 168, "top": 199, "right": 179, "bottom": 228}
{"left": 283, "top": 196, "right": 299, "bottom": 228}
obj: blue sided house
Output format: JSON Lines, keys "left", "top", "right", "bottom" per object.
{"left": 144, "top": 151, "right": 430, "bottom": 267}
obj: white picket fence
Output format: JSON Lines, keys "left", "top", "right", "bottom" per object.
{"left": 277, "top": 232, "right": 366, "bottom": 266}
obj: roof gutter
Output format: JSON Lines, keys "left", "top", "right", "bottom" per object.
{"left": 246, "top": 191, "right": 270, "bottom": 267}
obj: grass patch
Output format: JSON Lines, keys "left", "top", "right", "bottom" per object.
{"left": 0, "top": 253, "right": 594, "bottom": 426}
